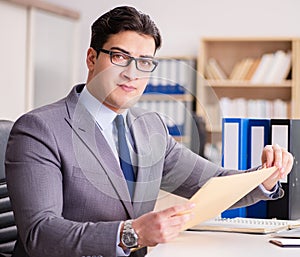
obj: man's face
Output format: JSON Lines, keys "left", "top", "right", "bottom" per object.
{"left": 86, "top": 30, "right": 156, "bottom": 113}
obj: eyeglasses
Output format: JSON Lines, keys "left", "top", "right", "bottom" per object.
{"left": 98, "top": 48, "right": 158, "bottom": 73}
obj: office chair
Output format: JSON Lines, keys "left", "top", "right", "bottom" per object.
{"left": 0, "top": 120, "right": 16, "bottom": 257}
{"left": 190, "top": 113, "right": 207, "bottom": 158}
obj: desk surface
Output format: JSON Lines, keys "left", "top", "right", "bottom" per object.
{"left": 146, "top": 231, "right": 300, "bottom": 257}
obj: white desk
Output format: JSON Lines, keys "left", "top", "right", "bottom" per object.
{"left": 146, "top": 231, "right": 300, "bottom": 257}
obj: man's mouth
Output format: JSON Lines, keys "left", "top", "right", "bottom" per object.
{"left": 118, "top": 84, "right": 136, "bottom": 92}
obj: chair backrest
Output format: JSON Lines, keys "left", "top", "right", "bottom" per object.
{"left": 0, "top": 120, "right": 17, "bottom": 255}
{"left": 190, "top": 113, "right": 207, "bottom": 158}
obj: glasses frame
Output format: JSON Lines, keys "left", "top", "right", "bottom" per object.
{"left": 97, "top": 48, "right": 158, "bottom": 73}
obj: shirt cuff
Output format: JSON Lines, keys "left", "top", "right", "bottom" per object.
{"left": 116, "top": 222, "right": 130, "bottom": 256}
{"left": 259, "top": 182, "right": 281, "bottom": 199}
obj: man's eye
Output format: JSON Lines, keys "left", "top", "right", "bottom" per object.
{"left": 113, "top": 53, "right": 128, "bottom": 61}
{"left": 139, "top": 59, "right": 152, "bottom": 67}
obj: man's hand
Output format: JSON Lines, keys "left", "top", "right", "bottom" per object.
{"left": 131, "top": 203, "right": 195, "bottom": 247}
{"left": 261, "top": 144, "right": 294, "bottom": 190}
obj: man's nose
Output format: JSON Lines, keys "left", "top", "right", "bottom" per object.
{"left": 122, "top": 60, "right": 138, "bottom": 80}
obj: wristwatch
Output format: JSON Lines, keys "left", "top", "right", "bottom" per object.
{"left": 121, "top": 220, "right": 139, "bottom": 248}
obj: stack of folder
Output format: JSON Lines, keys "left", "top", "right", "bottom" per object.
{"left": 222, "top": 118, "right": 300, "bottom": 220}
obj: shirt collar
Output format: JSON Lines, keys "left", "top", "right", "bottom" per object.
{"left": 79, "top": 86, "right": 128, "bottom": 130}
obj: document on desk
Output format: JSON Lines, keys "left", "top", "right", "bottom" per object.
{"left": 181, "top": 166, "right": 277, "bottom": 231}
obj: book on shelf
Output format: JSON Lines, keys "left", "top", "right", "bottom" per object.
{"left": 244, "top": 58, "right": 260, "bottom": 80}
{"left": 219, "top": 97, "right": 288, "bottom": 119}
{"left": 219, "top": 50, "right": 291, "bottom": 83}
{"left": 189, "top": 217, "right": 300, "bottom": 234}
{"left": 264, "top": 50, "right": 287, "bottom": 84}
{"left": 275, "top": 51, "right": 292, "bottom": 82}
{"left": 229, "top": 58, "right": 254, "bottom": 81}
{"left": 237, "top": 58, "right": 255, "bottom": 80}
{"left": 145, "top": 58, "right": 195, "bottom": 94}
{"left": 206, "top": 58, "right": 227, "bottom": 80}
{"left": 250, "top": 50, "right": 291, "bottom": 84}
{"left": 228, "top": 60, "right": 241, "bottom": 80}
{"left": 205, "top": 64, "right": 217, "bottom": 80}
{"left": 250, "top": 53, "right": 274, "bottom": 84}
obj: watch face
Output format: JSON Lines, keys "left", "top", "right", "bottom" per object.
{"left": 122, "top": 231, "right": 138, "bottom": 248}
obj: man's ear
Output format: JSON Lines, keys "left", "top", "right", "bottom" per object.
{"left": 86, "top": 47, "right": 97, "bottom": 71}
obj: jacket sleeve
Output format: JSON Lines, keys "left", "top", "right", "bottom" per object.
{"left": 5, "top": 113, "right": 121, "bottom": 257}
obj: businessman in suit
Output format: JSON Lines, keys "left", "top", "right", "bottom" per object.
{"left": 5, "top": 6, "right": 293, "bottom": 257}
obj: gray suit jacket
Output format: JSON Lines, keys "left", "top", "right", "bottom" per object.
{"left": 5, "top": 84, "right": 283, "bottom": 257}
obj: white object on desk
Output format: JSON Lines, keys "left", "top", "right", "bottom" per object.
{"left": 269, "top": 238, "right": 300, "bottom": 247}
{"left": 146, "top": 231, "right": 300, "bottom": 257}
{"left": 272, "top": 228, "right": 300, "bottom": 238}
{"left": 190, "top": 217, "right": 300, "bottom": 234}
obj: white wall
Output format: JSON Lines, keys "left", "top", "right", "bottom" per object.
{"left": 47, "top": 0, "right": 300, "bottom": 83}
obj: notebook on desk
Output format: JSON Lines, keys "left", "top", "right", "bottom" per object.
{"left": 189, "top": 217, "right": 300, "bottom": 234}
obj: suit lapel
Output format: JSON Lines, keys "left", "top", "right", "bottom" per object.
{"left": 64, "top": 86, "right": 134, "bottom": 218}
{"left": 127, "top": 111, "right": 161, "bottom": 217}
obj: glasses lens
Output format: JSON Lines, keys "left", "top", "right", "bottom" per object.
{"left": 136, "top": 58, "right": 157, "bottom": 72}
{"left": 110, "top": 52, "right": 130, "bottom": 66}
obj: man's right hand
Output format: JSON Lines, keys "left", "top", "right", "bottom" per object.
{"left": 131, "top": 203, "right": 195, "bottom": 247}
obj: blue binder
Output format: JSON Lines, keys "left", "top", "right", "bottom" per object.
{"left": 267, "top": 119, "right": 300, "bottom": 220}
{"left": 246, "top": 119, "right": 270, "bottom": 218}
{"left": 221, "top": 118, "right": 249, "bottom": 218}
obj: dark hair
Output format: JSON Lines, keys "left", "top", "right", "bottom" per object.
{"left": 90, "top": 6, "right": 162, "bottom": 55}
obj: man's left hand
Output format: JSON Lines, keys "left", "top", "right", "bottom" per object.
{"left": 261, "top": 144, "right": 294, "bottom": 191}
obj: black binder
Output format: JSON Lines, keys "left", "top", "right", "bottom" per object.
{"left": 267, "top": 119, "right": 300, "bottom": 220}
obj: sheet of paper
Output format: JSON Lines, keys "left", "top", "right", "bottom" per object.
{"left": 182, "top": 166, "right": 277, "bottom": 230}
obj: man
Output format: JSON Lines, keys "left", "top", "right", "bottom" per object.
{"left": 5, "top": 6, "right": 293, "bottom": 257}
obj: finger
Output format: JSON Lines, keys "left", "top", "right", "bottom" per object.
{"left": 160, "top": 203, "right": 195, "bottom": 218}
{"left": 263, "top": 145, "right": 273, "bottom": 167}
{"left": 169, "top": 212, "right": 194, "bottom": 227}
{"left": 273, "top": 144, "right": 283, "bottom": 169}
{"left": 280, "top": 148, "right": 289, "bottom": 173}
{"left": 280, "top": 152, "right": 294, "bottom": 179}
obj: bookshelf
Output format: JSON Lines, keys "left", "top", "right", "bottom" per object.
{"left": 196, "top": 37, "right": 300, "bottom": 158}
{"left": 137, "top": 56, "right": 196, "bottom": 148}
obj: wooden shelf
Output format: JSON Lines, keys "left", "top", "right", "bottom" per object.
{"left": 203, "top": 81, "right": 292, "bottom": 101}
{"left": 196, "top": 37, "right": 300, "bottom": 148}
{"left": 205, "top": 80, "right": 292, "bottom": 88}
